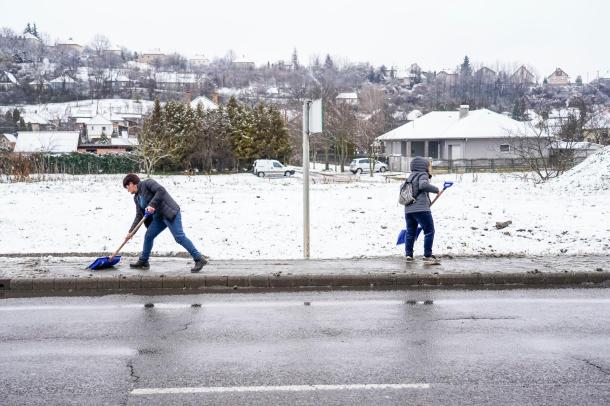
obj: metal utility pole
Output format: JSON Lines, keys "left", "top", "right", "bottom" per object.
{"left": 302, "top": 100, "right": 311, "bottom": 259}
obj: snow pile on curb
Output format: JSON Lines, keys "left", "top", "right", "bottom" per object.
{"left": 553, "top": 146, "right": 610, "bottom": 191}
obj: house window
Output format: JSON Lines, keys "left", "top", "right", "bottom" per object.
{"left": 428, "top": 141, "right": 439, "bottom": 159}
{"left": 401, "top": 141, "right": 407, "bottom": 156}
{"left": 102, "top": 126, "right": 106, "bottom": 131}
{"left": 411, "top": 141, "right": 425, "bottom": 157}
{"left": 500, "top": 144, "right": 511, "bottom": 152}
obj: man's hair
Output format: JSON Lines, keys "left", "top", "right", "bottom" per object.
{"left": 122, "top": 173, "right": 140, "bottom": 187}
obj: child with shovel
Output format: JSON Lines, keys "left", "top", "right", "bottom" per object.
{"left": 403, "top": 157, "right": 442, "bottom": 265}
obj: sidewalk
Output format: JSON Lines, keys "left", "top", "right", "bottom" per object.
{"left": 1, "top": 255, "right": 608, "bottom": 297}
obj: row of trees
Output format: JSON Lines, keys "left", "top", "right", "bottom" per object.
{"left": 135, "top": 98, "right": 291, "bottom": 174}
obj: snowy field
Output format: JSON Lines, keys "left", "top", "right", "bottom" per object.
{"left": 1, "top": 148, "right": 609, "bottom": 259}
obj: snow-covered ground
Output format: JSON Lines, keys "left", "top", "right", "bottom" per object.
{"left": 1, "top": 148, "right": 609, "bottom": 259}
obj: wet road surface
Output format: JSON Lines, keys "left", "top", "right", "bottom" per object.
{"left": 1, "top": 289, "right": 610, "bottom": 405}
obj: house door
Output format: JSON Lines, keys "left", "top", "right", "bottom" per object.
{"left": 448, "top": 144, "right": 462, "bottom": 160}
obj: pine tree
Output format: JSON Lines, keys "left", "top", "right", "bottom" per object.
{"left": 267, "top": 106, "right": 291, "bottom": 160}
{"left": 367, "top": 66, "right": 376, "bottom": 83}
{"left": 460, "top": 56, "right": 472, "bottom": 76}
{"left": 291, "top": 48, "right": 299, "bottom": 70}
{"left": 511, "top": 97, "right": 527, "bottom": 121}
{"left": 32, "top": 23, "right": 38, "bottom": 37}
{"left": 12, "top": 108, "right": 21, "bottom": 124}
{"left": 324, "top": 54, "right": 334, "bottom": 70}
{"left": 575, "top": 75, "right": 583, "bottom": 86}
{"left": 24, "top": 23, "right": 32, "bottom": 35}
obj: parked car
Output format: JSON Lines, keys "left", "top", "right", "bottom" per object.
{"left": 349, "top": 158, "right": 388, "bottom": 174}
{"left": 252, "top": 159, "right": 296, "bottom": 177}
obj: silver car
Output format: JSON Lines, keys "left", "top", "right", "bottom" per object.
{"left": 349, "top": 158, "right": 388, "bottom": 174}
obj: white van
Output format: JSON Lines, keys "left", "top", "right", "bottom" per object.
{"left": 252, "top": 159, "right": 296, "bottom": 177}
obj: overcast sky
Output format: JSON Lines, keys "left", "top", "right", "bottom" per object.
{"left": 4, "top": 0, "right": 609, "bottom": 81}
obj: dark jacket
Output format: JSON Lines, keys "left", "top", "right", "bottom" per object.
{"left": 404, "top": 156, "right": 439, "bottom": 214}
{"left": 130, "top": 178, "right": 180, "bottom": 232}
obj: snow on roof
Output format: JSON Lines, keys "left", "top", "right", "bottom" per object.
{"left": 406, "top": 109, "right": 423, "bottom": 121}
{"left": 1, "top": 71, "right": 18, "bottom": 84}
{"left": 50, "top": 75, "right": 76, "bottom": 83}
{"left": 23, "top": 33, "right": 41, "bottom": 41}
{"left": 190, "top": 96, "right": 218, "bottom": 111}
{"left": 111, "top": 137, "right": 138, "bottom": 146}
{"left": 3, "top": 133, "right": 17, "bottom": 143}
{"left": 553, "top": 146, "right": 610, "bottom": 189}
{"left": 86, "top": 115, "right": 113, "bottom": 125}
{"left": 154, "top": 72, "right": 201, "bottom": 84}
{"left": 22, "top": 112, "right": 49, "bottom": 125}
{"left": 57, "top": 37, "right": 81, "bottom": 46}
{"left": 217, "top": 87, "right": 243, "bottom": 96}
{"left": 14, "top": 131, "right": 79, "bottom": 153}
{"left": 336, "top": 92, "right": 358, "bottom": 99}
{"left": 28, "top": 79, "right": 50, "bottom": 86}
{"left": 377, "top": 108, "right": 539, "bottom": 141}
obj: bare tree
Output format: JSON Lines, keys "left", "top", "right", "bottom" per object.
{"left": 89, "top": 34, "right": 111, "bottom": 56}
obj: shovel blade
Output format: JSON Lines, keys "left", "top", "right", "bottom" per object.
{"left": 87, "top": 255, "right": 121, "bottom": 270}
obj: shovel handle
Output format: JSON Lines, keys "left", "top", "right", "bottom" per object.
{"left": 109, "top": 216, "right": 147, "bottom": 259}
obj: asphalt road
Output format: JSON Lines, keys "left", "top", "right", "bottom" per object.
{"left": 1, "top": 289, "right": 610, "bottom": 405}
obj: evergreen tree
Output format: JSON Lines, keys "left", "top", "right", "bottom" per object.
{"left": 511, "top": 97, "right": 527, "bottom": 121}
{"left": 267, "top": 106, "right": 291, "bottom": 160}
{"left": 575, "top": 75, "right": 583, "bottom": 86}
{"left": 543, "top": 77, "right": 548, "bottom": 85}
{"left": 24, "top": 23, "right": 32, "bottom": 35}
{"left": 12, "top": 108, "right": 21, "bottom": 124}
{"left": 291, "top": 48, "right": 299, "bottom": 70}
{"left": 367, "top": 66, "right": 376, "bottom": 83}
{"left": 378, "top": 65, "right": 388, "bottom": 81}
{"left": 460, "top": 56, "right": 472, "bottom": 76}
{"left": 226, "top": 96, "right": 255, "bottom": 164}
{"left": 324, "top": 54, "right": 334, "bottom": 70}
{"left": 32, "top": 23, "right": 38, "bottom": 37}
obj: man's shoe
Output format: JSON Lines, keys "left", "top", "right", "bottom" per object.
{"left": 191, "top": 257, "right": 208, "bottom": 273}
{"left": 423, "top": 255, "right": 441, "bottom": 265}
{"left": 130, "top": 260, "right": 150, "bottom": 270}
{"left": 405, "top": 256, "right": 414, "bottom": 262}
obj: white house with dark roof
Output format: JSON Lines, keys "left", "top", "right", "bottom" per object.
{"left": 377, "top": 105, "right": 542, "bottom": 172}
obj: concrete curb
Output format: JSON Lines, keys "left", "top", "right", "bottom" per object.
{"left": 1, "top": 271, "right": 609, "bottom": 298}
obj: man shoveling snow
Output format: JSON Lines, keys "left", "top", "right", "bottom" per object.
{"left": 122, "top": 173, "right": 208, "bottom": 273}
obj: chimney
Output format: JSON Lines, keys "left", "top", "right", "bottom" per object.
{"left": 211, "top": 91, "right": 220, "bottom": 105}
{"left": 459, "top": 104, "right": 469, "bottom": 119}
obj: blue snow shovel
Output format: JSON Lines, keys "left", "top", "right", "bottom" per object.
{"left": 397, "top": 181, "right": 454, "bottom": 245}
{"left": 87, "top": 212, "right": 151, "bottom": 270}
